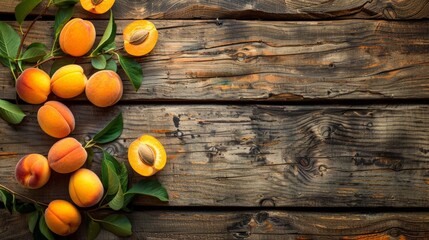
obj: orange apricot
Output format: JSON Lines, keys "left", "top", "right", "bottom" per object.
{"left": 123, "top": 20, "right": 158, "bottom": 57}
{"left": 59, "top": 18, "right": 96, "bottom": 57}
{"left": 48, "top": 137, "right": 87, "bottom": 174}
{"left": 16, "top": 68, "right": 51, "bottom": 104}
{"left": 45, "top": 200, "right": 81, "bottom": 236}
{"left": 69, "top": 168, "right": 104, "bottom": 207}
{"left": 80, "top": 0, "right": 115, "bottom": 14}
{"left": 15, "top": 154, "right": 51, "bottom": 189}
{"left": 85, "top": 70, "right": 123, "bottom": 107}
{"left": 51, "top": 64, "right": 87, "bottom": 99}
{"left": 37, "top": 101, "right": 75, "bottom": 138}
{"left": 128, "top": 134, "right": 167, "bottom": 176}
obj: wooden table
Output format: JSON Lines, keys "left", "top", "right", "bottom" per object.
{"left": 1, "top": 0, "right": 429, "bottom": 239}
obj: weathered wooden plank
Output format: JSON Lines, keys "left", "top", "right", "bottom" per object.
{"left": 0, "top": 104, "right": 428, "bottom": 207}
{"left": 2, "top": 0, "right": 429, "bottom": 20}
{"left": 1, "top": 210, "right": 429, "bottom": 239}
{"left": 2, "top": 20, "right": 429, "bottom": 101}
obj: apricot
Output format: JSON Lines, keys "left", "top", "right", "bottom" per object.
{"left": 16, "top": 68, "right": 51, "bottom": 104}
{"left": 45, "top": 200, "right": 81, "bottom": 236}
{"left": 51, "top": 64, "right": 87, "bottom": 99}
{"left": 128, "top": 134, "right": 167, "bottom": 176}
{"left": 59, "top": 18, "right": 96, "bottom": 57}
{"left": 15, "top": 154, "right": 50, "bottom": 189}
{"left": 37, "top": 101, "right": 75, "bottom": 138}
{"left": 80, "top": 0, "right": 115, "bottom": 14}
{"left": 123, "top": 20, "right": 158, "bottom": 57}
{"left": 48, "top": 137, "right": 87, "bottom": 174}
{"left": 85, "top": 70, "right": 123, "bottom": 107}
{"left": 69, "top": 168, "right": 104, "bottom": 207}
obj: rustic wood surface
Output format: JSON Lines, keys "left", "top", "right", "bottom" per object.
{"left": 0, "top": 104, "right": 428, "bottom": 207}
{"left": 1, "top": 210, "right": 429, "bottom": 239}
{"left": 2, "top": 0, "right": 429, "bottom": 20}
{"left": 2, "top": 19, "right": 429, "bottom": 101}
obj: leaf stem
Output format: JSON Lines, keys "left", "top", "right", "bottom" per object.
{"left": 32, "top": 55, "right": 63, "bottom": 68}
{"left": 0, "top": 184, "right": 48, "bottom": 207}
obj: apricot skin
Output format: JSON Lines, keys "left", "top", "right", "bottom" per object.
{"left": 59, "top": 18, "right": 96, "bottom": 57}
{"left": 45, "top": 200, "right": 81, "bottom": 236}
{"left": 15, "top": 154, "right": 51, "bottom": 189}
{"left": 85, "top": 70, "right": 123, "bottom": 107}
{"left": 80, "top": 0, "right": 115, "bottom": 14}
{"left": 51, "top": 64, "right": 87, "bottom": 99}
{"left": 48, "top": 137, "right": 87, "bottom": 174}
{"left": 69, "top": 168, "right": 104, "bottom": 207}
{"left": 16, "top": 68, "right": 51, "bottom": 104}
{"left": 123, "top": 20, "right": 158, "bottom": 57}
{"left": 128, "top": 134, "right": 167, "bottom": 177}
{"left": 37, "top": 101, "right": 75, "bottom": 138}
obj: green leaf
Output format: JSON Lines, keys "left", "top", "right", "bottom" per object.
{"left": 0, "top": 99, "right": 26, "bottom": 124}
{"left": 0, "top": 189, "right": 13, "bottom": 213}
{"left": 126, "top": 179, "right": 169, "bottom": 202}
{"left": 14, "top": 200, "right": 36, "bottom": 213}
{"left": 85, "top": 147, "right": 94, "bottom": 167}
{"left": 28, "top": 211, "right": 39, "bottom": 233}
{"left": 99, "top": 214, "right": 132, "bottom": 237}
{"left": 49, "top": 56, "right": 75, "bottom": 76}
{"left": 92, "top": 112, "right": 123, "bottom": 144}
{"left": 53, "top": 0, "right": 79, "bottom": 7}
{"left": 91, "top": 11, "right": 116, "bottom": 56}
{"left": 53, "top": 6, "right": 74, "bottom": 50}
{"left": 39, "top": 213, "right": 55, "bottom": 240}
{"left": 108, "top": 184, "right": 124, "bottom": 210}
{"left": 20, "top": 44, "right": 47, "bottom": 63}
{"left": 102, "top": 160, "right": 120, "bottom": 195}
{"left": 119, "top": 162, "right": 128, "bottom": 191}
{"left": 0, "top": 22, "right": 20, "bottom": 65}
{"left": 118, "top": 55, "right": 143, "bottom": 91}
{"left": 15, "top": 0, "right": 43, "bottom": 25}
{"left": 105, "top": 58, "right": 117, "bottom": 72}
{"left": 87, "top": 219, "right": 101, "bottom": 240}
{"left": 101, "top": 41, "right": 116, "bottom": 53}
{"left": 91, "top": 54, "right": 107, "bottom": 70}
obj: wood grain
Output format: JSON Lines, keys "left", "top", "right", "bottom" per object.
{"left": 1, "top": 210, "right": 429, "bottom": 239}
{"left": 2, "top": 20, "right": 429, "bottom": 101}
{"left": 0, "top": 104, "right": 428, "bottom": 207}
{"left": 2, "top": 0, "right": 429, "bottom": 20}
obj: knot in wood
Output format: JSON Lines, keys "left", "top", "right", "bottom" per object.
{"left": 259, "top": 198, "right": 275, "bottom": 207}
{"left": 255, "top": 212, "right": 269, "bottom": 224}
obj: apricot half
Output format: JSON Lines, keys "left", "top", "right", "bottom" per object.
{"left": 59, "top": 18, "right": 96, "bottom": 57}
{"left": 80, "top": 0, "right": 115, "bottom": 14}
{"left": 37, "top": 101, "right": 75, "bottom": 138}
{"left": 15, "top": 154, "right": 51, "bottom": 189}
{"left": 128, "top": 134, "right": 167, "bottom": 176}
{"left": 69, "top": 168, "right": 104, "bottom": 207}
{"left": 123, "top": 20, "right": 158, "bottom": 57}
{"left": 16, "top": 68, "right": 51, "bottom": 104}
{"left": 45, "top": 200, "right": 81, "bottom": 236}
{"left": 51, "top": 64, "right": 87, "bottom": 99}
{"left": 48, "top": 137, "right": 87, "bottom": 174}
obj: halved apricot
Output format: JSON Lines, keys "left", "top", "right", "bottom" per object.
{"left": 123, "top": 20, "right": 158, "bottom": 57}
{"left": 80, "top": 0, "right": 115, "bottom": 15}
{"left": 128, "top": 135, "right": 167, "bottom": 176}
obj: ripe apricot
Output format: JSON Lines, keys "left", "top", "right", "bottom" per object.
{"left": 69, "top": 168, "right": 104, "bottom": 207}
{"left": 51, "top": 64, "right": 87, "bottom": 99}
{"left": 80, "top": 0, "right": 115, "bottom": 14}
{"left": 37, "top": 101, "right": 75, "bottom": 138}
{"left": 48, "top": 137, "right": 87, "bottom": 174}
{"left": 45, "top": 200, "right": 81, "bottom": 236}
{"left": 16, "top": 68, "right": 51, "bottom": 104}
{"left": 59, "top": 18, "right": 96, "bottom": 57}
{"left": 85, "top": 70, "right": 123, "bottom": 107}
{"left": 128, "top": 134, "right": 167, "bottom": 176}
{"left": 15, "top": 154, "right": 50, "bottom": 189}
{"left": 123, "top": 20, "right": 158, "bottom": 57}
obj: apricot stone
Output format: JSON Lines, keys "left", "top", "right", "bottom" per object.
{"left": 123, "top": 20, "right": 158, "bottom": 57}
{"left": 128, "top": 134, "right": 167, "bottom": 177}
{"left": 69, "top": 168, "right": 104, "bottom": 207}
{"left": 15, "top": 154, "right": 51, "bottom": 189}
{"left": 85, "top": 70, "right": 123, "bottom": 107}
{"left": 48, "top": 137, "right": 87, "bottom": 174}
{"left": 51, "top": 64, "right": 87, "bottom": 99}
{"left": 37, "top": 101, "right": 75, "bottom": 138}
{"left": 16, "top": 68, "right": 51, "bottom": 104}
{"left": 45, "top": 200, "right": 81, "bottom": 236}
{"left": 80, "top": 0, "right": 115, "bottom": 14}
{"left": 60, "top": 18, "right": 96, "bottom": 57}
